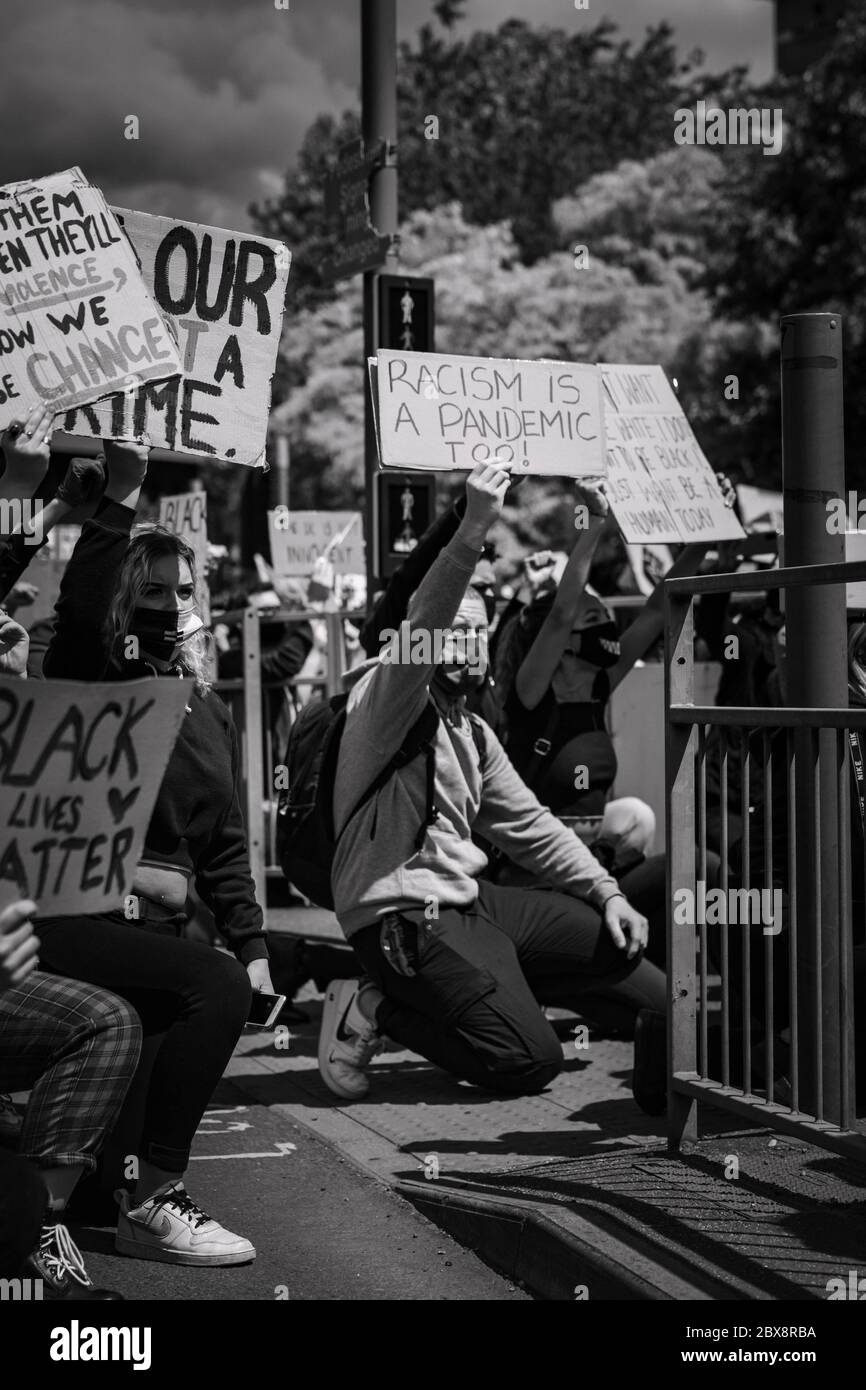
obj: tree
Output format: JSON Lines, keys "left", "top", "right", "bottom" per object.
{"left": 701, "top": 10, "right": 866, "bottom": 488}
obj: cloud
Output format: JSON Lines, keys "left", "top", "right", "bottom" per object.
{"left": 0, "top": 0, "right": 773, "bottom": 236}
{"left": 0, "top": 0, "right": 356, "bottom": 231}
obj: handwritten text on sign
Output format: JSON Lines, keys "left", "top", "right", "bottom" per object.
{"left": 0, "top": 676, "right": 189, "bottom": 916}
{"left": 600, "top": 364, "right": 744, "bottom": 545}
{"left": 268, "top": 510, "right": 364, "bottom": 577}
{"left": 372, "top": 351, "right": 605, "bottom": 478}
{"left": 0, "top": 167, "right": 182, "bottom": 430}
{"left": 158, "top": 492, "right": 210, "bottom": 622}
{"left": 58, "top": 211, "right": 291, "bottom": 466}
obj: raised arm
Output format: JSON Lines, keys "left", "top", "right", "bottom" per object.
{"left": 360, "top": 494, "right": 467, "bottom": 657}
{"left": 514, "top": 481, "right": 608, "bottom": 710}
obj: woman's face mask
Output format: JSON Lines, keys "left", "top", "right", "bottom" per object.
{"left": 565, "top": 620, "right": 620, "bottom": 669}
{"left": 552, "top": 602, "right": 619, "bottom": 703}
{"left": 129, "top": 607, "right": 204, "bottom": 664}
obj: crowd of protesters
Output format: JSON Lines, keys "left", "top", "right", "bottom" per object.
{"left": 2, "top": 409, "right": 864, "bottom": 1301}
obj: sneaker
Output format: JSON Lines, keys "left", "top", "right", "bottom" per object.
{"left": 23, "top": 1220, "right": 124, "bottom": 1300}
{"left": 318, "top": 978, "right": 384, "bottom": 1099}
{"left": 114, "top": 1184, "right": 255, "bottom": 1266}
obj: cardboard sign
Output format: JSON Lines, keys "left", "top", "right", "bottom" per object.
{"left": 0, "top": 168, "right": 182, "bottom": 430}
{"left": 158, "top": 491, "right": 210, "bottom": 622}
{"left": 370, "top": 350, "right": 605, "bottom": 477}
{"left": 0, "top": 675, "right": 190, "bottom": 916}
{"left": 55, "top": 210, "right": 291, "bottom": 466}
{"left": 600, "top": 364, "right": 744, "bottom": 544}
{"left": 846, "top": 531, "right": 866, "bottom": 611}
{"left": 268, "top": 510, "right": 364, "bottom": 577}
{"left": 737, "top": 484, "right": 783, "bottom": 533}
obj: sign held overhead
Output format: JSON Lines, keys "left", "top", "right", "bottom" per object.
{"left": 56, "top": 210, "right": 291, "bottom": 466}
{"left": 370, "top": 350, "right": 606, "bottom": 478}
{"left": 0, "top": 167, "right": 182, "bottom": 430}
{"left": 600, "top": 364, "right": 744, "bottom": 544}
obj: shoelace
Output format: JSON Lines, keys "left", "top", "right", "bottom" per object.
{"left": 39, "top": 1222, "right": 93, "bottom": 1288}
{"left": 150, "top": 1187, "right": 212, "bottom": 1229}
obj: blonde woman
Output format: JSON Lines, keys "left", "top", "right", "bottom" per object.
{"left": 39, "top": 440, "right": 272, "bottom": 1269}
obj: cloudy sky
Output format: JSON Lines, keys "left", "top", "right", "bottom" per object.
{"left": 2, "top": 0, "right": 774, "bottom": 231}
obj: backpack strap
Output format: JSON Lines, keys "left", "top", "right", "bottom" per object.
{"left": 335, "top": 699, "right": 441, "bottom": 849}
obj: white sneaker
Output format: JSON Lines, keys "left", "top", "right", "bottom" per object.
{"left": 115, "top": 1184, "right": 255, "bottom": 1266}
{"left": 318, "top": 979, "right": 384, "bottom": 1099}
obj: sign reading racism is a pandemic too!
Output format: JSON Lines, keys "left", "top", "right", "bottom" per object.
{"left": 0, "top": 676, "right": 190, "bottom": 916}
{"left": 370, "top": 350, "right": 605, "bottom": 478}
{"left": 0, "top": 168, "right": 183, "bottom": 428}
{"left": 57, "top": 211, "right": 291, "bottom": 466}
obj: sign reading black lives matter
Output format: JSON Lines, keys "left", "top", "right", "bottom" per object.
{"left": 0, "top": 167, "right": 183, "bottom": 428}
{"left": 56, "top": 211, "right": 291, "bottom": 466}
{"left": 601, "top": 363, "right": 744, "bottom": 544}
{"left": 0, "top": 676, "right": 190, "bottom": 916}
{"left": 369, "top": 350, "right": 606, "bottom": 477}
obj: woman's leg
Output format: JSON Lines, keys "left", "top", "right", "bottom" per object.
{"left": 35, "top": 915, "right": 251, "bottom": 1180}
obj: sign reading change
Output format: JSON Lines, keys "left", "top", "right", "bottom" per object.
{"left": 0, "top": 676, "right": 190, "bottom": 916}
{"left": 370, "top": 350, "right": 605, "bottom": 477}
{"left": 601, "top": 364, "right": 744, "bottom": 544}
{"left": 57, "top": 211, "right": 291, "bottom": 466}
{"left": 0, "top": 167, "right": 182, "bottom": 430}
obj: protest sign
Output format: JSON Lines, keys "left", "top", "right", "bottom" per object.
{"left": 56, "top": 211, "right": 291, "bottom": 466}
{"left": 846, "top": 531, "right": 866, "bottom": 611}
{"left": 158, "top": 491, "right": 210, "bottom": 622}
{"left": 737, "top": 484, "right": 783, "bottom": 533}
{"left": 600, "top": 364, "right": 744, "bottom": 544}
{"left": 0, "top": 675, "right": 189, "bottom": 916}
{"left": 268, "top": 510, "right": 364, "bottom": 577}
{"left": 0, "top": 168, "right": 182, "bottom": 431}
{"left": 370, "top": 350, "right": 605, "bottom": 477}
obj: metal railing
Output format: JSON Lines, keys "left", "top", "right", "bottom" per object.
{"left": 211, "top": 608, "right": 350, "bottom": 908}
{"left": 665, "top": 558, "right": 866, "bottom": 1160}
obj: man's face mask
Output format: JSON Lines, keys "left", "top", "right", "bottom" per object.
{"left": 566, "top": 620, "right": 620, "bottom": 669}
{"left": 130, "top": 606, "right": 204, "bottom": 664}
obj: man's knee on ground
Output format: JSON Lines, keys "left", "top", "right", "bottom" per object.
{"left": 482, "top": 1038, "right": 563, "bottom": 1096}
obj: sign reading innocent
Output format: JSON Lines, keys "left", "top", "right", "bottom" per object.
{"left": 370, "top": 350, "right": 606, "bottom": 478}
{"left": 0, "top": 676, "right": 190, "bottom": 916}
{"left": 57, "top": 211, "right": 291, "bottom": 466}
{"left": 0, "top": 168, "right": 182, "bottom": 429}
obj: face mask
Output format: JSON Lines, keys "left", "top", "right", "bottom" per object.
{"left": 567, "top": 621, "right": 620, "bottom": 669}
{"left": 130, "top": 606, "right": 203, "bottom": 664}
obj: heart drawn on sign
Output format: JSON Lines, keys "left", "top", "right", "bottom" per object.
{"left": 107, "top": 786, "right": 141, "bottom": 826}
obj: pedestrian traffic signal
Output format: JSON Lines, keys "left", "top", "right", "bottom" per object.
{"left": 377, "top": 275, "right": 434, "bottom": 354}
{"left": 377, "top": 473, "right": 435, "bottom": 579}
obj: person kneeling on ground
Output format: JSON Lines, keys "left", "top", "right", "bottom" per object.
{"left": 318, "top": 462, "right": 666, "bottom": 1110}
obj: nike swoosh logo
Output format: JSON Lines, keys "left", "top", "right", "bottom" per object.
{"left": 125, "top": 1210, "right": 173, "bottom": 1237}
{"left": 335, "top": 1000, "right": 355, "bottom": 1043}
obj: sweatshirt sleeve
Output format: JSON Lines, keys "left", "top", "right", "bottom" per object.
{"left": 193, "top": 715, "right": 268, "bottom": 965}
{"left": 0, "top": 530, "right": 49, "bottom": 604}
{"left": 473, "top": 721, "right": 623, "bottom": 910}
{"left": 42, "top": 496, "right": 135, "bottom": 680}
{"left": 360, "top": 497, "right": 466, "bottom": 657}
{"left": 349, "top": 529, "right": 482, "bottom": 766}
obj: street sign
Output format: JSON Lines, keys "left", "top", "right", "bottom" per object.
{"left": 321, "top": 138, "right": 393, "bottom": 283}
{"left": 378, "top": 275, "right": 434, "bottom": 354}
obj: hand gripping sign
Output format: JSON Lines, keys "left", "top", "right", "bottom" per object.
{"left": 0, "top": 168, "right": 182, "bottom": 429}
{"left": 0, "top": 676, "right": 190, "bottom": 916}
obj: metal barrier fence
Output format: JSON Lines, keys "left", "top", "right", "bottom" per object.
{"left": 665, "top": 558, "right": 866, "bottom": 1160}
{"left": 211, "top": 608, "right": 350, "bottom": 909}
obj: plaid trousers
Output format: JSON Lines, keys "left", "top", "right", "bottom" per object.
{"left": 0, "top": 972, "right": 142, "bottom": 1171}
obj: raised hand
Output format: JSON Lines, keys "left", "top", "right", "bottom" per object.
{"left": 459, "top": 460, "right": 513, "bottom": 546}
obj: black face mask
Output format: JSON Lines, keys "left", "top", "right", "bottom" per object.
{"left": 129, "top": 607, "right": 202, "bottom": 664}
{"left": 570, "top": 621, "right": 621, "bottom": 669}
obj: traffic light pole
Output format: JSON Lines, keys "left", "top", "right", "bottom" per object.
{"left": 361, "top": 0, "right": 398, "bottom": 607}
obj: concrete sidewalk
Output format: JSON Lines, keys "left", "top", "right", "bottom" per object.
{"left": 224, "top": 916, "right": 866, "bottom": 1302}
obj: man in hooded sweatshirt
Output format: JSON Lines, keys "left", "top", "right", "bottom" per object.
{"left": 318, "top": 461, "right": 666, "bottom": 1102}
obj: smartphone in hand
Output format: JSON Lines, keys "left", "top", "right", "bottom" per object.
{"left": 246, "top": 991, "right": 287, "bottom": 1029}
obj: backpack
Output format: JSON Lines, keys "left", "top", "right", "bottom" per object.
{"left": 276, "top": 693, "right": 487, "bottom": 910}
